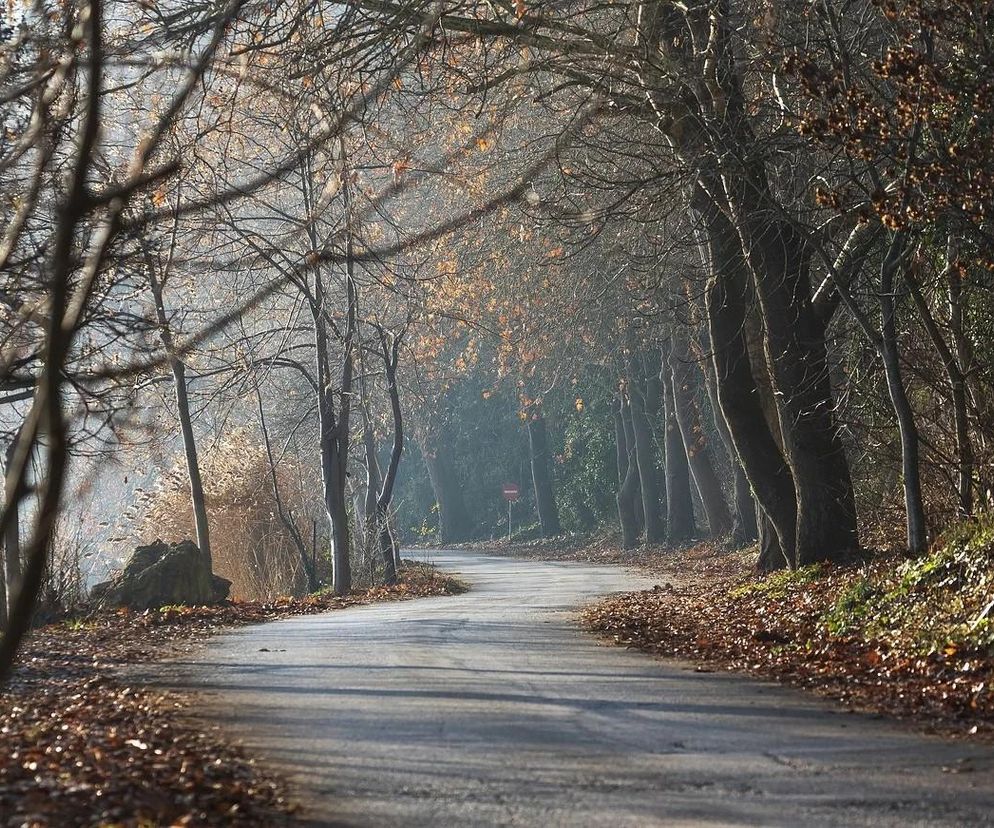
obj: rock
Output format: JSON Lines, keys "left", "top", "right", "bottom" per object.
{"left": 93, "top": 540, "right": 231, "bottom": 610}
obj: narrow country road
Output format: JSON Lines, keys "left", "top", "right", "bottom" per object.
{"left": 167, "top": 551, "right": 994, "bottom": 827}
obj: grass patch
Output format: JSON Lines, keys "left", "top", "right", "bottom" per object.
{"left": 728, "top": 563, "right": 825, "bottom": 599}
{"left": 821, "top": 513, "right": 994, "bottom": 656}
{"left": 822, "top": 575, "right": 880, "bottom": 636}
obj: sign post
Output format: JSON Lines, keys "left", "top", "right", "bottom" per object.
{"left": 502, "top": 482, "right": 520, "bottom": 541}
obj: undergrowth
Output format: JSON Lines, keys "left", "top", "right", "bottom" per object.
{"left": 584, "top": 514, "right": 994, "bottom": 736}
{"left": 821, "top": 513, "right": 994, "bottom": 657}
{"left": 729, "top": 563, "right": 825, "bottom": 599}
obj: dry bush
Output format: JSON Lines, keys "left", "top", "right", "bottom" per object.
{"left": 33, "top": 515, "right": 94, "bottom": 622}
{"left": 133, "top": 428, "right": 326, "bottom": 600}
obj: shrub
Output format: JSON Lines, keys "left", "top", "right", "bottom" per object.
{"left": 131, "top": 428, "right": 326, "bottom": 600}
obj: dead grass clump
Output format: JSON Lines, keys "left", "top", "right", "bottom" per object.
{"left": 132, "top": 428, "right": 325, "bottom": 600}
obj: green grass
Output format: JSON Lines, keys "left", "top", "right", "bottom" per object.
{"left": 821, "top": 512, "right": 994, "bottom": 656}
{"left": 728, "top": 563, "right": 825, "bottom": 599}
{"left": 822, "top": 575, "right": 880, "bottom": 636}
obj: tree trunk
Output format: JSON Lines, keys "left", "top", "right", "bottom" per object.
{"left": 147, "top": 264, "right": 211, "bottom": 566}
{"left": 696, "top": 324, "right": 758, "bottom": 545}
{"left": 313, "top": 311, "right": 353, "bottom": 596}
{"left": 671, "top": 2, "right": 857, "bottom": 564}
{"left": 695, "top": 189, "right": 796, "bottom": 566}
{"left": 423, "top": 437, "right": 473, "bottom": 543}
{"left": 668, "top": 334, "right": 732, "bottom": 537}
{"left": 627, "top": 354, "right": 665, "bottom": 543}
{"left": 756, "top": 508, "right": 788, "bottom": 573}
{"left": 319, "top": 394, "right": 352, "bottom": 595}
{"left": 172, "top": 360, "right": 212, "bottom": 565}
{"left": 0, "top": 431, "right": 20, "bottom": 625}
{"left": 731, "top": 465, "right": 758, "bottom": 545}
{"left": 527, "top": 412, "right": 562, "bottom": 537}
{"left": 879, "top": 234, "right": 927, "bottom": 554}
{"left": 905, "top": 235, "right": 974, "bottom": 517}
{"left": 312, "top": 314, "right": 353, "bottom": 597}
{"left": 614, "top": 398, "right": 640, "bottom": 549}
{"left": 375, "top": 338, "right": 405, "bottom": 585}
{"left": 724, "top": 184, "right": 858, "bottom": 564}
{"left": 326, "top": 139, "right": 357, "bottom": 596}
{"left": 661, "top": 356, "right": 696, "bottom": 544}
{"left": 362, "top": 411, "right": 392, "bottom": 583}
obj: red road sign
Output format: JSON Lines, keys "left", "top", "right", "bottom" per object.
{"left": 502, "top": 483, "right": 520, "bottom": 502}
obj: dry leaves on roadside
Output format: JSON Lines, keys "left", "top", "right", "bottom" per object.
{"left": 582, "top": 556, "right": 994, "bottom": 740}
{"left": 0, "top": 563, "right": 466, "bottom": 827}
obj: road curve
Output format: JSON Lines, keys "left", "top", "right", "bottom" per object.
{"left": 167, "top": 550, "right": 994, "bottom": 827}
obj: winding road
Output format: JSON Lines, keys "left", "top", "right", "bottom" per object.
{"left": 168, "top": 550, "right": 994, "bottom": 827}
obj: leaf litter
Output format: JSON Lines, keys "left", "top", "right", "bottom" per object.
{"left": 0, "top": 562, "right": 466, "bottom": 827}
{"left": 579, "top": 536, "right": 994, "bottom": 742}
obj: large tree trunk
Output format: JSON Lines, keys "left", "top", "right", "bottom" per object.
{"left": 327, "top": 142, "right": 357, "bottom": 596}
{"left": 313, "top": 306, "right": 353, "bottom": 596}
{"left": 730, "top": 464, "right": 758, "bottom": 545}
{"left": 668, "top": 334, "right": 732, "bottom": 538}
{"left": 695, "top": 190, "right": 795, "bottom": 568}
{"left": 614, "top": 398, "right": 640, "bottom": 549}
{"left": 661, "top": 356, "right": 696, "bottom": 544}
{"left": 627, "top": 354, "right": 665, "bottom": 543}
{"left": 423, "top": 437, "right": 473, "bottom": 543}
{"left": 697, "top": 326, "right": 757, "bottom": 545}
{"left": 722, "top": 179, "right": 858, "bottom": 564}
{"left": 171, "top": 358, "right": 212, "bottom": 565}
{"left": 527, "top": 412, "right": 562, "bottom": 537}
{"left": 320, "top": 400, "right": 352, "bottom": 596}
{"left": 756, "top": 508, "right": 787, "bottom": 573}
{"left": 651, "top": 2, "right": 853, "bottom": 564}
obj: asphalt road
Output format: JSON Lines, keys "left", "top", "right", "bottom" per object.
{"left": 167, "top": 550, "right": 994, "bottom": 827}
